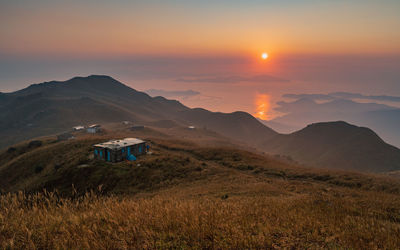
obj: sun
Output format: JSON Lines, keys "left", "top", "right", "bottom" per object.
{"left": 261, "top": 52, "right": 268, "bottom": 60}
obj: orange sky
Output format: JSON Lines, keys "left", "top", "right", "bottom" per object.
{"left": 1, "top": 1, "right": 400, "bottom": 57}
{"left": 1, "top": 1, "right": 400, "bottom": 120}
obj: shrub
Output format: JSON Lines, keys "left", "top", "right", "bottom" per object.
{"left": 7, "top": 147, "right": 16, "bottom": 153}
{"left": 35, "top": 165, "right": 44, "bottom": 173}
{"left": 28, "top": 140, "right": 42, "bottom": 148}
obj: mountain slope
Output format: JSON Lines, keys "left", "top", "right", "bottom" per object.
{"left": 3, "top": 75, "right": 400, "bottom": 173}
{"left": 0, "top": 75, "right": 277, "bottom": 149}
{"left": 2, "top": 131, "right": 400, "bottom": 249}
{"left": 272, "top": 97, "right": 400, "bottom": 147}
{"left": 176, "top": 108, "right": 277, "bottom": 146}
{"left": 261, "top": 121, "right": 400, "bottom": 172}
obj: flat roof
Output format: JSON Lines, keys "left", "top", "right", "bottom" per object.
{"left": 94, "top": 138, "right": 145, "bottom": 150}
{"left": 88, "top": 124, "right": 101, "bottom": 128}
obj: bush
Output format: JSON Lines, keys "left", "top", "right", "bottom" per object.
{"left": 35, "top": 165, "right": 44, "bottom": 173}
{"left": 7, "top": 147, "right": 16, "bottom": 153}
{"left": 221, "top": 194, "right": 229, "bottom": 200}
{"left": 54, "top": 164, "right": 62, "bottom": 170}
{"left": 28, "top": 140, "right": 42, "bottom": 148}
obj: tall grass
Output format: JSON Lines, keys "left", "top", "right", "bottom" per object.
{"left": 1, "top": 190, "right": 399, "bottom": 249}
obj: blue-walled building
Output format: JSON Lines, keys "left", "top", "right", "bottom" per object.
{"left": 93, "top": 138, "right": 147, "bottom": 162}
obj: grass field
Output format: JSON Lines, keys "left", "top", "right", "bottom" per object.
{"left": 1, "top": 129, "right": 400, "bottom": 248}
{"left": 1, "top": 184, "right": 400, "bottom": 249}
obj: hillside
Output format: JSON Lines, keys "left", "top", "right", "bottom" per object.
{"left": 1, "top": 130, "right": 400, "bottom": 248}
{"left": 0, "top": 75, "right": 277, "bottom": 149}
{"left": 0, "top": 127, "right": 278, "bottom": 195}
{"left": 2, "top": 75, "right": 400, "bottom": 173}
{"left": 262, "top": 121, "right": 400, "bottom": 172}
{"left": 271, "top": 96, "right": 400, "bottom": 147}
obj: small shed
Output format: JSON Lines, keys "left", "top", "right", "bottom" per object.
{"left": 93, "top": 138, "right": 147, "bottom": 162}
{"left": 87, "top": 124, "right": 101, "bottom": 133}
{"left": 73, "top": 125, "right": 85, "bottom": 131}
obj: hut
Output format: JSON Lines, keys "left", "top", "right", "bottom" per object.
{"left": 87, "top": 124, "right": 101, "bottom": 133}
{"left": 93, "top": 138, "right": 147, "bottom": 162}
{"left": 73, "top": 125, "right": 85, "bottom": 131}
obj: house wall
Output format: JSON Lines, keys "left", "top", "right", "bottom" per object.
{"left": 94, "top": 142, "right": 147, "bottom": 163}
{"left": 94, "top": 147, "right": 105, "bottom": 160}
{"left": 129, "top": 142, "right": 146, "bottom": 157}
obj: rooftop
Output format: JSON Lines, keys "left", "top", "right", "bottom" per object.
{"left": 88, "top": 124, "right": 101, "bottom": 128}
{"left": 94, "top": 138, "right": 145, "bottom": 150}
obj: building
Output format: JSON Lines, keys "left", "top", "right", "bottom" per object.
{"left": 87, "top": 124, "right": 101, "bottom": 133}
{"left": 73, "top": 125, "right": 85, "bottom": 131}
{"left": 93, "top": 138, "right": 147, "bottom": 162}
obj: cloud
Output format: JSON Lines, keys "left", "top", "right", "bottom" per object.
{"left": 175, "top": 74, "right": 289, "bottom": 83}
{"left": 330, "top": 92, "right": 400, "bottom": 102}
{"left": 283, "top": 92, "right": 400, "bottom": 103}
{"left": 283, "top": 94, "right": 335, "bottom": 101}
{"left": 145, "top": 89, "right": 200, "bottom": 98}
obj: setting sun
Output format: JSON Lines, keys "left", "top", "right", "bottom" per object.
{"left": 261, "top": 52, "right": 268, "bottom": 60}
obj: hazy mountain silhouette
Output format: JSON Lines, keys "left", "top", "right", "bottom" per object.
{"left": 2, "top": 75, "right": 400, "bottom": 172}
{"left": 262, "top": 121, "right": 400, "bottom": 172}
{"left": 270, "top": 97, "right": 400, "bottom": 147}
{"left": 0, "top": 75, "right": 276, "bottom": 149}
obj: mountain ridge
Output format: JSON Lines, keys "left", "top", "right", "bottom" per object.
{"left": 262, "top": 121, "right": 400, "bottom": 172}
{"left": 0, "top": 75, "right": 277, "bottom": 150}
{"left": 2, "top": 75, "right": 400, "bottom": 172}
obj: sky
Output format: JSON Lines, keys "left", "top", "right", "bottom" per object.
{"left": 1, "top": 0, "right": 400, "bottom": 119}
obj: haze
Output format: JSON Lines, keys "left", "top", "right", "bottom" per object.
{"left": 1, "top": 0, "right": 400, "bottom": 119}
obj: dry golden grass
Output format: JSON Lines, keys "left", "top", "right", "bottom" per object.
{"left": 1, "top": 185, "right": 400, "bottom": 249}
{"left": 1, "top": 130, "right": 400, "bottom": 249}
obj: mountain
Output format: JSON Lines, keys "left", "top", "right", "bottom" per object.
{"left": 258, "top": 119, "right": 299, "bottom": 134}
{"left": 0, "top": 75, "right": 277, "bottom": 149}
{"left": 271, "top": 97, "right": 400, "bottom": 147}
{"left": 2, "top": 128, "right": 400, "bottom": 249}
{"left": 2, "top": 75, "right": 400, "bottom": 173}
{"left": 261, "top": 121, "right": 400, "bottom": 172}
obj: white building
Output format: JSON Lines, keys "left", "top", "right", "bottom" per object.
{"left": 87, "top": 124, "right": 101, "bottom": 133}
{"left": 73, "top": 125, "right": 85, "bottom": 131}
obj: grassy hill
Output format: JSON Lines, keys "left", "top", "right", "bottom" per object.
{"left": 262, "top": 121, "right": 400, "bottom": 172}
{"left": 2, "top": 75, "right": 400, "bottom": 173}
{"left": 0, "top": 127, "right": 282, "bottom": 195}
{"left": 1, "top": 128, "right": 400, "bottom": 248}
{"left": 0, "top": 75, "right": 277, "bottom": 150}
